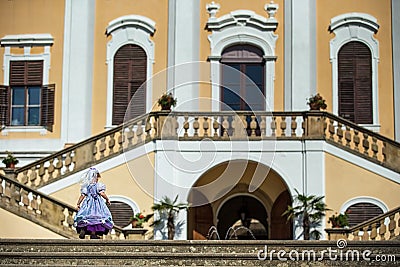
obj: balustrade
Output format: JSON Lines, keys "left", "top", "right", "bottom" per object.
{"left": 1, "top": 111, "right": 398, "bottom": 191}
{"left": 326, "top": 206, "right": 400, "bottom": 241}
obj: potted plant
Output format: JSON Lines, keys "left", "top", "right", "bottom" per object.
{"left": 2, "top": 151, "right": 19, "bottom": 168}
{"left": 157, "top": 93, "right": 177, "bottom": 111}
{"left": 328, "top": 212, "right": 349, "bottom": 228}
{"left": 307, "top": 93, "right": 327, "bottom": 110}
{"left": 130, "top": 212, "right": 153, "bottom": 228}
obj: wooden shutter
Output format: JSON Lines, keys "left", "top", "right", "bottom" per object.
{"left": 41, "top": 84, "right": 55, "bottom": 131}
{"left": 338, "top": 42, "right": 372, "bottom": 124}
{"left": 112, "top": 45, "right": 147, "bottom": 125}
{"left": 10, "top": 61, "right": 43, "bottom": 85}
{"left": 109, "top": 201, "right": 134, "bottom": 228}
{"left": 345, "top": 202, "right": 383, "bottom": 227}
{"left": 0, "top": 85, "right": 10, "bottom": 126}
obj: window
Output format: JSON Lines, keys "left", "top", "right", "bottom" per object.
{"left": 338, "top": 41, "right": 372, "bottom": 124}
{"left": 112, "top": 44, "right": 147, "bottom": 125}
{"left": 109, "top": 201, "right": 134, "bottom": 228}
{"left": 0, "top": 61, "right": 55, "bottom": 130}
{"left": 345, "top": 202, "right": 383, "bottom": 227}
{"left": 220, "top": 45, "right": 265, "bottom": 112}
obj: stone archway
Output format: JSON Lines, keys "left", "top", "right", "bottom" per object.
{"left": 187, "top": 160, "right": 293, "bottom": 240}
{"left": 217, "top": 195, "right": 268, "bottom": 240}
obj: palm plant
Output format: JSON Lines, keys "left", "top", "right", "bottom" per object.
{"left": 151, "top": 195, "right": 189, "bottom": 240}
{"left": 282, "top": 189, "right": 330, "bottom": 240}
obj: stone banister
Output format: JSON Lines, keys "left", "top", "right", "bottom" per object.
{"left": 326, "top": 206, "right": 400, "bottom": 241}
{"left": 0, "top": 174, "right": 125, "bottom": 239}
{"left": 3, "top": 111, "right": 400, "bottom": 189}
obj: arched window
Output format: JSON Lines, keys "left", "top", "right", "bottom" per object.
{"left": 345, "top": 202, "right": 383, "bottom": 227}
{"left": 220, "top": 45, "right": 265, "bottom": 111}
{"left": 338, "top": 41, "right": 372, "bottom": 124}
{"left": 109, "top": 200, "right": 135, "bottom": 228}
{"left": 112, "top": 44, "right": 146, "bottom": 125}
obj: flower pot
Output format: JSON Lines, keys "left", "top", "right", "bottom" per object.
{"left": 309, "top": 103, "right": 321, "bottom": 111}
{"left": 6, "top": 163, "right": 15, "bottom": 169}
{"left": 161, "top": 105, "right": 171, "bottom": 111}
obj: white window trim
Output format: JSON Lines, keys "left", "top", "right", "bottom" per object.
{"left": 0, "top": 34, "right": 53, "bottom": 134}
{"left": 105, "top": 15, "right": 156, "bottom": 129}
{"left": 340, "top": 196, "right": 389, "bottom": 226}
{"left": 109, "top": 195, "right": 141, "bottom": 229}
{"left": 329, "top": 13, "right": 380, "bottom": 131}
{"left": 206, "top": 7, "right": 279, "bottom": 112}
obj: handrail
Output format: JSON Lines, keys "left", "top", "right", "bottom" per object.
{"left": 326, "top": 206, "right": 400, "bottom": 241}
{"left": 5, "top": 111, "right": 400, "bottom": 190}
{"left": 0, "top": 173, "right": 125, "bottom": 239}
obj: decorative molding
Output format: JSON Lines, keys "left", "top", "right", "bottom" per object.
{"left": 106, "top": 15, "right": 156, "bottom": 36}
{"left": 206, "top": 3, "right": 279, "bottom": 112}
{"left": 329, "top": 12, "right": 380, "bottom": 130}
{"left": 105, "top": 15, "right": 156, "bottom": 127}
{"left": 340, "top": 196, "right": 389, "bottom": 215}
{"left": 0, "top": 34, "right": 54, "bottom": 47}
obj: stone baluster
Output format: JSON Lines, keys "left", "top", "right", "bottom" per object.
{"left": 389, "top": 214, "right": 396, "bottom": 239}
{"left": 336, "top": 122, "right": 343, "bottom": 144}
{"left": 271, "top": 116, "right": 276, "bottom": 137}
{"left": 280, "top": 116, "right": 286, "bottom": 137}
{"left": 344, "top": 126, "right": 351, "bottom": 147}
{"left": 361, "top": 225, "right": 369, "bottom": 240}
{"left": 379, "top": 218, "right": 387, "bottom": 240}
{"left": 193, "top": 117, "right": 199, "bottom": 137}
{"left": 353, "top": 130, "right": 360, "bottom": 151}
{"left": 30, "top": 167, "right": 37, "bottom": 186}
{"left": 11, "top": 183, "right": 21, "bottom": 207}
{"left": 65, "top": 151, "right": 73, "bottom": 174}
{"left": 370, "top": 223, "right": 377, "bottom": 240}
{"left": 362, "top": 133, "right": 370, "bottom": 156}
{"left": 56, "top": 155, "right": 63, "bottom": 178}
{"left": 20, "top": 188, "right": 30, "bottom": 211}
{"left": 99, "top": 137, "right": 107, "bottom": 159}
{"left": 126, "top": 124, "right": 134, "bottom": 147}
{"left": 352, "top": 229, "right": 360, "bottom": 241}
{"left": 0, "top": 176, "right": 3, "bottom": 195}
{"left": 19, "top": 170, "right": 28, "bottom": 184}
{"left": 108, "top": 133, "right": 116, "bottom": 154}
{"left": 118, "top": 131, "right": 124, "bottom": 153}
{"left": 4, "top": 180, "right": 11, "bottom": 204}
{"left": 38, "top": 163, "right": 46, "bottom": 182}
{"left": 222, "top": 116, "right": 229, "bottom": 137}
{"left": 328, "top": 119, "right": 335, "bottom": 140}
{"left": 203, "top": 117, "right": 209, "bottom": 137}
{"left": 291, "top": 116, "right": 297, "bottom": 137}
{"left": 371, "top": 137, "right": 378, "bottom": 159}
{"left": 30, "top": 193, "right": 39, "bottom": 214}
{"left": 136, "top": 120, "right": 143, "bottom": 143}
{"left": 213, "top": 116, "right": 219, "bottom": 138}
{"left": 250, "top": 115, "right": 257, "bottom": 137}
{"left": 145, "top": 117, "right": 152, "bottom": 142}
{"left": 48, "top": 159, "right": 55, "bottom": 180}
{"left": 183, "top": 115, "right": 189, "bottom": 138}
{"left": 259, "top": 116, "right": 266, "bottom": 137}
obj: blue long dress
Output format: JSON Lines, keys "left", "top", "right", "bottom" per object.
{"left": 74, "top": 182, "right": 113, "bottom": 235}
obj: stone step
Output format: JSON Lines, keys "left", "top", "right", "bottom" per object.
{"left": 0, "top": 239, "right": 399, "bottom": 266}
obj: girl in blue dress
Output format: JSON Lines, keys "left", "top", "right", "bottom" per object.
{"left": 74, "top": 167, "right": 114, "bottom": 239}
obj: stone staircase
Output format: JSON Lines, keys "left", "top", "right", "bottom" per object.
{"left": 0, "top": 239, "right": 399, "bottom": 266}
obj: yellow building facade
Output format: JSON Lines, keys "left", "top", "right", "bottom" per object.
{"left": 0, "top": 0, "right": 399, "bottom": 240}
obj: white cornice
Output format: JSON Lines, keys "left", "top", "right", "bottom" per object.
{"left": 329, "top": 12, "right": 379, "bottom": 33}
{"left": 0, "top": 34, "right": 54, "bottom": 47}
{"left": 206, "top": 10, "right": 277, "bottom": 31}
{"left": 106, "top": 15, "right": 156, "bottom": 36}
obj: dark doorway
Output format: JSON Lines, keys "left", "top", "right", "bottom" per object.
{"left": 270, "top": 190, "right": 293, "bottom": 239}
{"left": 217, "top": 195, "right": 268, "bottom": 240}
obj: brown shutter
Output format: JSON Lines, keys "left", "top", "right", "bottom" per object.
{"left": 10, "top": 61, "right": 26, "bottom": 85}
{"left": 0, "top": 85, "right": 10, "bottom": 126}
{"left": 41, "top": 84, "right": 55, "bottom": 131}
{"left": 109, "top": 201, "right": 134, "bottom": 228}
{"left": 113, "top": 44, "right": 147, "bottom": 125}
{"left": 338, "top": 42, "right": 372, "bottom": 124}
{"left": 345, "top": 203, "right": 383, "bottom": 227}
{"left": 10, "top": 60, "right": 43, "bottom": 85}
